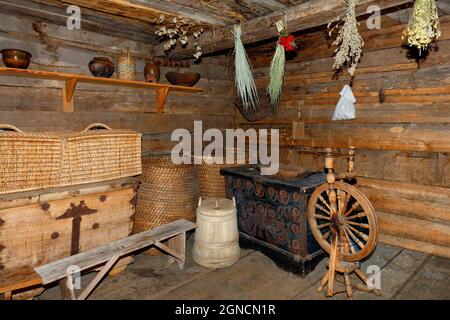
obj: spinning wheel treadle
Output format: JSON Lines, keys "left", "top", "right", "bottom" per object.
{"left": 307, "top": 147, "right": 381, "bottom": 299}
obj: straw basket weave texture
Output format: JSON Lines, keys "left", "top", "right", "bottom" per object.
{"left": 198, "top": 163, "right": 230, "bottom": 198}
{"left": 63, "top": 123, "right": 142, "bottom": 186}
{"left": 0, "top": 123, "right": 142, "bottom": 195}
{"left": 0, "top": 124, "right": 64, "bottom": 194}
{"left": 117, "top": 47, "right": 136, "bottom": 81}
{"left": 195, "top": 154, "right": 242, "bottom": 199}
{"left": 133, "top": 156, "right": 200, "bottom": 255}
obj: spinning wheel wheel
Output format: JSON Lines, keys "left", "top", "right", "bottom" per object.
{"left": 308, "top": 181, "right": 377, "bottom": 262}
{"left": 307, "top": 147, "right": 381, "bottom": 298}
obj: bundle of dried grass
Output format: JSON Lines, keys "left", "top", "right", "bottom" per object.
{"left": 403, "top": 0, "right": 441, "bottom": 53}
{"left": 328, "top": 0, "right": 364, "bottom": 76}
{"left": 232, "top": 24, "right": 259, "bottom": 114}
{"left": 268, "top": 20, "right": 296, "bottom": 111}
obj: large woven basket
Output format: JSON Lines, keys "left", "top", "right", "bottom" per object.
{"left": 133, "top": 155, "right": 200, "bottom": 255}
{"left": 63, "top": 123, "right": 142, "bottom": 186}
{"left": 0, "top": 124, "right": 64, "bottom": 194}
{"left": 0, "top": 123, "right": 142, "bottom": 195}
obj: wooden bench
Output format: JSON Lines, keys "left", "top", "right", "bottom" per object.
{"left": 1, "top": 219, "right": 196, "bottom": 300}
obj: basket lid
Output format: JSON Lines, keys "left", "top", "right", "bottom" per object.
{"left": 197, "top": 197, "right": 235, "bottom": 216}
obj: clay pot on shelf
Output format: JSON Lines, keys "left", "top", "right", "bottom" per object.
{"left": 1, "top": 49, "right": 32, "bottom": 69}
{"left": 144, "top": 59, "right": 160, "bottom": 83}
{"left": 88, "top": 57, "right": 115, "bottom": 78}
{"left": 165, "top": 71, "right": 200, "bottom": 87}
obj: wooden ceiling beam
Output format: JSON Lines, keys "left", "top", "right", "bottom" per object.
{"left": 58, "top": 0, "right": 218, "bottom": 27}
{"left": 132, "top": 0, "right": 242, "bottom": 25}
{"left": 127, "top": 0, "right": 231, "bottom": 26}
{"left": 155, "top": 0, "right": 414, "bottom": 59}
{"left": 1, "top": 0, "right": 158, "bottom": 43}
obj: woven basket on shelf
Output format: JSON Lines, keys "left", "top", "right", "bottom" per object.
{"left": 0, "top": 123, "right": 142, "bottom": 195}
{"left": 63, "top": 123, "right": 142, "bottom": 186}
{"left": 0, "top": 124, "right": 64, "bottom": 194}
{"left": 133, "top": 155, "right": 200, "bottom": 255}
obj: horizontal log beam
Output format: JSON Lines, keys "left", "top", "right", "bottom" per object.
{"left": 155, "top": 0, "right": 414, "bottom": 59}
{"left": 377, "top": 211, "right": 450, "bottom": 248}
{"left": 379, "top": 234, "right": 450, "bottom": 259}
{"left": 58, "top": 0, "right": 219, "bottom": 26}
{"left": 357, "top": 177, "right": 450, "bottom": 206}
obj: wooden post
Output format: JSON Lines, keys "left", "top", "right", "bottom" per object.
{"left": 59, "top": 275, "right": 76, "bottom": 300}
{"left": 326, "top": 233, "right": 338, "bottom": 297}
{"left": 3, "top": 291, "right": 12, "bottom": 300}
{"left": 167, "top": 232, "right": 186, "bottom": 270}
{"left": 348, "top": 146, "right": 355, "bottom": 174}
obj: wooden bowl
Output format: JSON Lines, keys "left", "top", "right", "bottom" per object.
{"left": 165, "top": 71, "right": 200, "bottom": 87}
{"left": 1, "top": 49, "right": 32, "bottom": 69}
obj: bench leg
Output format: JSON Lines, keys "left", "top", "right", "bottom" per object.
{"left": 77, "top": 255, "right": 120, "bottom": 300}
{"left": 3, "top": 291, "right": 12, "bottom": 300}
{"left": 59, "top": 275, "right": 76, "bottom": 300}
{"left": 167, "top": 232, "right": 186, "bottom": 270}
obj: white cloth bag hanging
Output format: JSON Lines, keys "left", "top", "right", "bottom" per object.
{"left": 332, "top": 85, "right": 356, "bottom": 121}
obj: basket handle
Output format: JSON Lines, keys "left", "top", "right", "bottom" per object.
{"left": 82, "top": 123, "right": 112, "bottom": 132}
{"left": 0, "top": 124, "right": 23, "bottom": 133}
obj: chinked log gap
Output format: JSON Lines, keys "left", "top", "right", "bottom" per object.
{"left": 155, "top": 0, "right": 414, "bottom": 59}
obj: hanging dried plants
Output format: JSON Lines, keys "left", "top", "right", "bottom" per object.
{"left": 232, "top": 24, "right": 259, "bottom": 113}
{"left": 267, "top": 20, "right": 296, "bottom": 111}
{"left": 154, "top": 15, "right": 204, "bottom": 59}
{"left": 403, "top": 0, "right": 441, "bottom": 53}
{"left": 328, "top": 0, "right": 364, "bottom": 76}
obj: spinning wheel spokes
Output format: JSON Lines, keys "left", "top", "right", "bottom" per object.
{"left": 308, "top": 181, "right": 377, "bottom": 262}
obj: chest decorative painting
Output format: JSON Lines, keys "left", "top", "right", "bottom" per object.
{"left": 221, "top": 166, "right": 326, "bottom": 276}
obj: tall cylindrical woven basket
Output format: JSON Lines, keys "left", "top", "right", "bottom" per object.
{"left": 198, "top": 163, "right": 230, "bottom": 198}
{"left": 195, "top": 155, "right": 234, "bottom": 199}
{"left": 133, "top": 155, "right": 200, "bottom": 255}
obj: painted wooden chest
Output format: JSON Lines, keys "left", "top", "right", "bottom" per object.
{"left": 221, "top": 166, "right": 326, "bottom": 277}
{"left": 0, "top": 177, "right": 137, "bottom": 271}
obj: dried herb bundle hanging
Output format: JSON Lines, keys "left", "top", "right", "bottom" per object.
{"left": 403, "top": 0, "right": 441, "bottom": 53}
{"left": 232, "top": 24, "right": 259, "bottom": 113}
{"left": 328, "top": 0, "right": 364, "bottom": 76}
{"left": 268, "top": 20, "right": 296, "bottom": 111}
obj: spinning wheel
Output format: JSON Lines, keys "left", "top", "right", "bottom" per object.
{"left": 307, "top": 147, "right": 381, "bottom": 298}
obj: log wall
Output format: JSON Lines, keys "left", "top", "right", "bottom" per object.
{"left": 0, "top": 2, "right": 234, "bottom": 155}
{"left": 238, "top": 15, "right": 450, "bottom": 258}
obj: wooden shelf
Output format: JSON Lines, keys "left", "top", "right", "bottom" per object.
{"left": 0, "top": 67, "right": 202, "bottom": 113}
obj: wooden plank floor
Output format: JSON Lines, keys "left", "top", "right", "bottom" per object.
{"left": 38, "top": 236, "right": 450, "bottom": 300}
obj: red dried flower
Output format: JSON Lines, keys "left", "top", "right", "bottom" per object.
{"left": 279, "top": 35, "right": 296, "bottom": 51}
